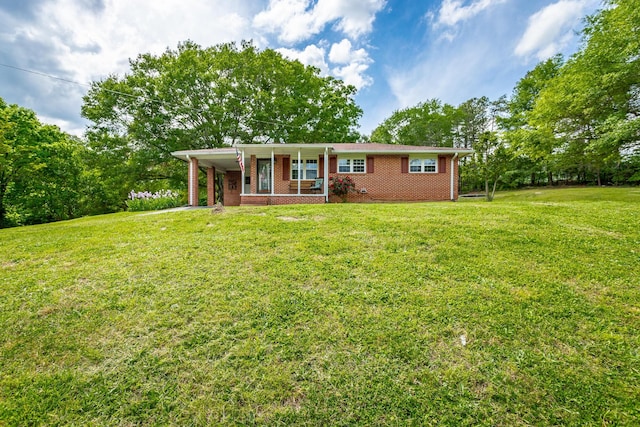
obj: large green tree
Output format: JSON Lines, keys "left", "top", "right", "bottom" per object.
{"left": 0, "top": 98, "right": 90, "bottom": 227}
{"left": 82, "top": 40, "right": 363, "bottom": 191}
{"left": 370, "top": 99, "right": 459, "bottom": 146}
{"left": 455, "top": 96, "right": 491, "bottom": 149}
{"left": 501, "top": 56, "right": 564, "bottom": 185}
{"left": 530, "top": 0, "right": 639, "bottom": 184}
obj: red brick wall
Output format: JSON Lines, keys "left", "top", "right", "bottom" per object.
{"left": 274, "top": 155, "right": 289, "bottom": 194}
{"left": 233, "top": 153, "right": 459, "bottom": 205}
{"left": 330, "top": 154, "right": 459, "bottom": 202}
{"left": 224, "top": 171, "right": 242, "bottom": 206}
{"left": 250, "top": 155, "right": 257, "bottom": 194}
{"left": 207, "top": 167, "right": 216, "bottom": 206}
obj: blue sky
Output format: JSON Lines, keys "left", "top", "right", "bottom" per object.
{"left": 0, "top": 0, "right": 601, "bottom": 137}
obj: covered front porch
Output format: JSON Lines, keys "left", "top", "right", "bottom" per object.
{"left": 172, "top": 144, "right": 331, "bottom": 206}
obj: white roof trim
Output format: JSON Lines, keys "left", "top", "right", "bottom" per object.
{"left": 171, "top": 143, "right": 474, "bottom": 160}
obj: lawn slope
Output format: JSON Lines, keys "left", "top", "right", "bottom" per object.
{"left": 1, "top": 187, "right": 639, "bottom": 425}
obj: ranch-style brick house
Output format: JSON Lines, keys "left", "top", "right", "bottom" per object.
{"left": 171, "top": 143, "right": 474, "bottom": 206}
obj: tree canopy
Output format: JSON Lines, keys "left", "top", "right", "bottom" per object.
{"left": 81, "top": 41, "right": 363, "bottom": 187}
{"left": 0, "top": 97, "right": 92, "bottom": 227}
{"left": 521, "top": 0, "right": 640, "bottom": 184}
{"left": 371, "top": 0, "right": 640, "bottom": 193}
{"left": 370, "top": 99, "right": 459, "bottom": 147}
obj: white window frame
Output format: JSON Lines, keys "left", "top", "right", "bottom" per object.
{"left": 292, "top": 158, "right": 319, "bottom": 180}
{"left": 409, "top": 157, "right": 437, "bottom": 173}
{"left": 338, "top": 157, "right": 366, "bottom": 174}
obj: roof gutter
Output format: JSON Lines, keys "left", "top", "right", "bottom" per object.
{"left": 330, "top": 149, "right": 474, "bottom": 155}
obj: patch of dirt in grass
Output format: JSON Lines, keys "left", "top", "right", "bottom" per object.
{"left": 282, "top": 392, "right": 305, "bottom": 412}
{"left": 561, "top": 223, "right": 623, "bottom": 238}
{"left": 277, "top": 216, "right": 305, "bottom": 222}
{"left": 37, "top": 306, "right": 58, "bottom": 317}
{"left": 531, "top": 202, "right": 565, "bottom": 206}
{"left": 567, "top": 278, "right": 614, "bottom": 306}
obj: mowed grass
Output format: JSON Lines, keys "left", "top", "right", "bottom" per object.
{"left": 1, "top": 187, "right": 639, "bottom": 425}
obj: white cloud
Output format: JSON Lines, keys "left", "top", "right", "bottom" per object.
{"left": 435, "top": 0, "right": 507, "bottom": 27}
{"left": 515, "top": 0, "right": 590, "bottom": 60}
{"left": 253, "top": 0, "right": 316, "bottom": 44}
{"left": 277, "top": 40, "right": 373, "bottom": 90}
{"left": 40, "top": 115, "right": 88, "bottom": 136}
{"left": 277, "top": 44, "right": 329, "bottom": 74}
{"left": 253, "top": 0, "right": 386, "bottom": 44}
{"left": 329, "top": 38, "right": 369, "bottom": 64}
{"left": 19, "top": 0, "right": 259, "bottom": 83}
{"left": 328, "top": 39, "right": 372, "bottom": 89}
{"left": 332, "top": 62, "right": 373, "bottom": 90}
{"left": 0, "top": 0, "right": 262, "bottom": 135}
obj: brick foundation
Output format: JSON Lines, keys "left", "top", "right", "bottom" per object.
{"left": 240, "top": 195, "right": 326, "bottom": 206}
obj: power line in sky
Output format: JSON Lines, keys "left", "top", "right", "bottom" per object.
{"left": 0, "top": 62, "right": 91, "bottom": 87}
{"left": 0, "top": 62, "right": 302, "bottom": 131}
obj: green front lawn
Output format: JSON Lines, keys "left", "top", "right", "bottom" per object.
{"left": 1, "top": 188, "right": 639, "bottom": 425}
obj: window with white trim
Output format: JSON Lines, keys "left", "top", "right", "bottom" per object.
{"left": 338, "top": 158, "right": 365, "bottom": 173}
{"left": 409, "top": 158, "right": 437, "bottom": 173}
{"left": 292, "top": 159, "right": 318, "bottom": 180}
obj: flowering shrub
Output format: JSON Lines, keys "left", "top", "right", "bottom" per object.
{"left": 329, "top": 176, "right": 356, "bottom": 201}
{"left": 126, "top": 190, "right": 182, "bottom": 212}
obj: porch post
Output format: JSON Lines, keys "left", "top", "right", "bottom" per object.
{"left": 188, "top": 156, "right": 199, "bottom": 206}
{"left": 207, "top": 166, "right": 216, "bottom": 206}
{"left": 297, "top": 149, "right": 301, "bottom": 195}
{"left": 450, "top": 153, "right": 458, "bottom": 201}
{"left": 270, "top": 148, "right": 275, "bottom": 196}
{"left": 240, "top": 150, "right": 245, "bottom": 196}
{"left": 324, "top": 147, "right": 329, "bottom": 202}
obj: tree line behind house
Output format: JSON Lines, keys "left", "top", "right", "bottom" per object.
{"left": 1, "top": 0, "right": 637, "bottom": 227}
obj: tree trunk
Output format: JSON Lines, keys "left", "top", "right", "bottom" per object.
{"left": 485, "top": 178, "right": 492, "bottom": 201}
{"left": 548, "top": 171, "right": 554, "bottom": 186}
{"left": 490, "top": 179, "right": 498, "bottom": 201}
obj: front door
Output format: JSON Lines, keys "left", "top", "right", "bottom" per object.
{"left": 257, "top": 159, "right": 271, "bottom": 193}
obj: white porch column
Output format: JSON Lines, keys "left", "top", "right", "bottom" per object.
{"left": 188, "top": 156, "right": 199, "bottom": 206}
{"left": 297, "top": 149, "right": 301, "bottom": 195}
{"left": 240, "top": 149, "right": 245, "bottom": 196}
{"left": 324, "top": 147, "right": 329, "bottom": 202}
{"left": 270, "top": 148, "right": 275, "bottom": 195}
{"left": 450, "top": 153, "right": 458, "bottom": 201}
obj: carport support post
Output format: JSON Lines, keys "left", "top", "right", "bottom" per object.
{"left": 450, "top": 153, "right": 458, "bottom": 201}
{"left": 188, "top": 156, "right": 199, "bottom": 206}
{"left": 240, "top": 150, "right": 245, "bottom": 196}
{"left": 207, "top": 166, "right": 216, "bottom": 206}
{"left": 324, "top": 147, "right": 329, "bottom": 202}
{"left": 297, "top": 150, "right": 301, "bottom": 195}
